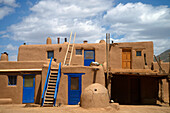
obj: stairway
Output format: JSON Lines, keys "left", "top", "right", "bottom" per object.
{"left": 63, "top": 32, "right": 76, "bottom": 65}
{"left": 41, "top": 57, "right": 61, "bottom": 107}
{"left": 43, "top": 68, "right": 58, "bottom": 107}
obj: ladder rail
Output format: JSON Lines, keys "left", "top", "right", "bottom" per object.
{"left": 63, "top": 32, "right": 72, "bottom": 65}
{"left": 69, "top": 32, "right": 76, "bottom": 65}
{"left": 53, "top": 62, "right": 61, "bottom": 106}
{"left": 41, "top": 57, "right": 53, "bottom": 106}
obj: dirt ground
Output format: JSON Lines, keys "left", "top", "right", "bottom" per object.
{"left": 0, "top": 104, "right": 170, "bottom": 113}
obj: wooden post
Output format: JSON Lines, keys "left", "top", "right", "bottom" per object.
{"left": 169, "top": 53, "right": 170, "bottom": 74}
{"left": 106, "top": 33, "right": 110, "bottom": 88}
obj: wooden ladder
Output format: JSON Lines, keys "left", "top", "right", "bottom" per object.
{"left": 63, "top": 32, "right": 76, "bottom": 65}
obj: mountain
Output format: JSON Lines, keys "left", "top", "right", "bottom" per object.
{"left": 155, "top": 49, "right": 170, "bottom": 62}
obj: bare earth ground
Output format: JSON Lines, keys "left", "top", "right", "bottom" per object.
{"left": 0, "top": 104, "right": 170, "bottom": 113}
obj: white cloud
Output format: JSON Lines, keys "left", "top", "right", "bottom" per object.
{"left": 103, "top": 2, "right": 170, "bottom": 55}
{"left": 6, "top": 44, "right": 18, "bottom": 51}
{"left": 4, "top": 1, "right": 170, "bottom": 56}
{"left": 8, "top": 0, "right": 112, "bottom": 43}
{"left": 0, "top": 0, "right": 18, "bottom": 7}
{"left": 0, "top": 6, "right": 14, "bottom": 20}
{"left": 0, "top": 0, "right": 18, "bottom": 20}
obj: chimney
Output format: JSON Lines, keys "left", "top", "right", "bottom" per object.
{"left": 65, "top": 38, "right": 67, "bottom": 42}
{"left": 46, "top": 37, "right": 52, "bottom": 44}
{"left": 57, "top": 37, "right": 60, "bottom": 44}
{"left": 83, "top": 40, "right": 88, "bottom": 44}
{"left": 1, "top": 52, "right": 8, "bottom": 61}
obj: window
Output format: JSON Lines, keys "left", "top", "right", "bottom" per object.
{"left": 47, "top": 51, "right": 54, "bottom": 59}
{"left": 76, "top": 49, "right": 82, "bottom": 55}
{"left": 24, "top": 75, "right": 34, "bottom": 87}
{"left": 71, "top": 77, "right": 79, "bottom": 90}
{"left": 85, "top": 51, "right": 94, "bottom": 59}
{"left": 136, "top": 51, "right": 142, "bottom": 56}
{"left": 8, "top": 76, "right": 17, "bottom": 85}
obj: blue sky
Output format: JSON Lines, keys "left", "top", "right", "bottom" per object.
{"left": 0, "top": 0, "right": 170, "bottom": 61}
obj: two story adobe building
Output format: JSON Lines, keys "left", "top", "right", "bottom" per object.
{"left": 0, "top": 37, "right": 169, "bottom": 106}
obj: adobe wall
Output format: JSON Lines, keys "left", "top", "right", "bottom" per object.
{"left": 0, "top": 72, "right": 41, "bottom": 104}
{"left": 41, "top": 64, "right": 105, "bottom": 105}
{"left": 0, "top": 74, "right": 22, "bottom": 104}
{"left": 109, "top": 41, "right": 153, "bottom": 69}
{"left": 153, "top": 62, "right": 169, "bottom": 73}
{"left": 18, "top": 43, "right": 106, "bottom": 66}
{"left": 0, "top": 61, "right": 46, "bottom": 69}
{"left": 153, "top": 62, "right": 170, "bottom": 105}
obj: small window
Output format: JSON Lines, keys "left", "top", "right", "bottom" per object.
{"left": 8, "top": 76, "right": 17, "bottom": 85}
{"left": 71, "top": 77, "right": 79, "bottom": 90}
{"left": 136, "top": 51, "right": 142, "bottom": 56}
{"left": 76, "top": 49, "right": 82, "bottom": 55}
{"left": 47, "top": 51, "right": 54, "bottom": 59}
{"left": 24, "top": 75, "right": 34, "bottom": 87}
{"left": 85, "top": 51, "right": 94, "bottom": 59}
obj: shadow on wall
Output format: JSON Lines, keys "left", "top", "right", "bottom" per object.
{"left": 35, "top": 82, "right": 41, "bottom": 104}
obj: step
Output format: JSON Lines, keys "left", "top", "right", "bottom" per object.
{"left": 50, "top": 74, "right": 57, "bottom": 77}
{"left": 49, "top": 79, "right": 57, "bottom": 83}
{"left": 46, "top": 94, "right": 54, "bottom": 98}
{"left": 45, "top": 98, "right": 54, "bottom": 101}
{"left": 47, "top": 85, "right": 56, "bottom": 89}
{"left": 49, "top": 77, "right": 57, "bottom": 80}
{"left": 43, "top": 104, "right": 53, "bottom": 107}
{"left": 47, "top": 88, "right": 55, "bottom": 92}
{"left": 48, "top": 82, "right": 56, "bottom": 86}
{"left": 51, "top": 70, "right": 58, "bottom": 74}
{"left": 44, "top": 101, "right": 53, "bottom": 104}
{"left": 51, "top": 67, "right": 58, "bottom": 70}
{"left": 46, "top": 92, "right": 55, "bottom": 95}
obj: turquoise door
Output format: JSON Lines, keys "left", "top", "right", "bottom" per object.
{"left": 66, "top": 73, "right": 84, "bottom": 105}
{"left": 84, "top": 50, "right": 95, "bottom": 66}
{"left": 23, "top": 75, "right": 35, "bottom": 103}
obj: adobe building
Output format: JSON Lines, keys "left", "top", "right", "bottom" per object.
{"left": 0, "top": 35, "right": 169, "bottom": 106}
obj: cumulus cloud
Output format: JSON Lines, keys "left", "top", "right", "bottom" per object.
{"left": 8, "top": 0, "right": 112, "bottom": 44}
{"left": 6, "top": 44, "right": 18, "bottom": 51}
{"left": 5, "top": 1, "right": 170, "bottom": 56}
{"left": 103, "top": 2, "right": 170, "bottom": 55}
{"left": 0, "top": 0, "right": 18, "bottom": 20}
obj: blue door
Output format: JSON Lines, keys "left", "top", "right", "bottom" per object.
{"left": 84, "top": 50, "right": 95, "bottom": 66}
{"left": 23, "top": 75, "right": 35, "bottom": 103}
{"left": 68, "top": 74, "right": 82, "bottom": 105}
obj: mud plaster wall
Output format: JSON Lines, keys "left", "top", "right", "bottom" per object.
{"left": 0, "top": 74, "right": 22, "bottom": 104}
{"left": 109, "top": 42, "right": 153, "bottom": 69}
{"left": 153, "top": 62, "right": 169, "bottom": 73}
{"left": 154, "top": 62, "right": 169, "bottom": 104}
{"left": 54, "top": 65, "right": 105, "bottom": 105}
{"left": 0, "top": 61, "right": 46, "bottom": 69}
{"left": 0, "top": 73, "right": 41, "bottom": 104}
{"left": 18, "top": 43, "right": 106, "bottom": 66}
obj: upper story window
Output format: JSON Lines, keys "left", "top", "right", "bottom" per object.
{"left": 76, "top": 49, "right": 82, "bottom": 55}
{"left": 47, "top": 51, "right": 54, "bottom": 59}
{"left": 8, "top": 76, "right": 17, "bottom": 86}
{"left": 136, "top": 51, "right": 142, "bottom": 56}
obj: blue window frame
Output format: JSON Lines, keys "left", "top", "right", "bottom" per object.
{"left": 47, "top": 51, "right": 54, "bottom": 59}
{"left": 76, "top": 49, "right": 82, "bottom": 55}
{"left": 136, "top": 51, "right": 142, "bottom": 56}
{"left": 8, "top": 76, "right": 17, "bottom": 85}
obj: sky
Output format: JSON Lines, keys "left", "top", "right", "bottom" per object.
{"left": 0, "top": 0, "right": 170, "bottom": 61}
